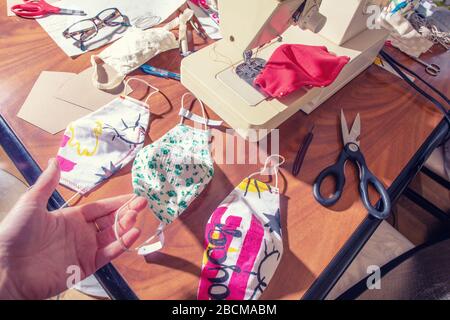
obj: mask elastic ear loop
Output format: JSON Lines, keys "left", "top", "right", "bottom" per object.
{"left": 180, "top": 92, "right": 208, "bottom": 131}
{"left": 123, "top": 77, "right": 160, "bottom": 105}
{"left": 247, "top": 155, "right": 286, "bottom": 189}
{"left": 60, "top": 184, "right": 94, "bottom": 209}
{"left": 136, "top": 222, "right": 165, "bottom": 256}
{"left": 60, "top": 190, "right": 82, "bottom": 209}
{"left": 113, "top": 195, "right": 165, "bottom": 254}
{"left": 114, "top": 194, "right": 139, "bottom": 252}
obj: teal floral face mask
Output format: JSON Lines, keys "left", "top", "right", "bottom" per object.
{"left": 130, "top": 93, "right": 222, "bottom": 256}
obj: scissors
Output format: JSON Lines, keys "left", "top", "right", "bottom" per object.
{"left": 409, "top": 55, "right": 441, "bottom": 77}
{"left": 11, "top": 0, "right": 86, "bottom": 19}
{"left": 313, "top": 110, "right": 391, "bottom": 220}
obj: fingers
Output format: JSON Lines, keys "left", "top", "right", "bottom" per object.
{"left": 27, "top": 158, "right": 61, "bottom": 204}
{"left": 94, "top": 199, "right": 142, "bottom": 230}
{"left": 95, "top": 227, "right": 141, "bottom": 269}
{"left": 82, "top": 195, "right": 147, "bottom": 222}
{"left": 96, "top": 210, "right": 138, "bottom": 248}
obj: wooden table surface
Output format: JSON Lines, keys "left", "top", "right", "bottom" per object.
{"left": 0, "top": 1, "right": 448, "bottom": 300}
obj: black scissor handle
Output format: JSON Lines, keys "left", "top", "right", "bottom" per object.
{"left": 350, "top": 146, "right": 391, "bottom": 219}
{"left": 358, "top": 163, "right": 392, "bottom": 219}
{"left": 313, "top": 151, "right": 348, "bottom": 206}
{"left": 425, "top": 64, "right": 440, "bottom": 77}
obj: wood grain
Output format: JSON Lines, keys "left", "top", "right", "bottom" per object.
{"left": 0, "top": 1, "right": 448, "bottom": 300}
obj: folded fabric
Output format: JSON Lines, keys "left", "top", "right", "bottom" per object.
{"left": 254, "top": 44, "right": 350, "bottom": 98}
{"left": 91, "top": 9, "right": 193, "bottom": 90}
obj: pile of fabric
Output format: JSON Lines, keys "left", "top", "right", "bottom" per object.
{"left": 378, "top": 0, "right": 450, "bottom": 56}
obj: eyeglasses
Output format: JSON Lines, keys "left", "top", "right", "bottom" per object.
{"left": 63, "top": 8, "right": 130, "bottom": 51}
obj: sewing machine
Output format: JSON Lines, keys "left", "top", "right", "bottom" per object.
{"left": 181, "top": 0, "right": 389, "bottom": 139}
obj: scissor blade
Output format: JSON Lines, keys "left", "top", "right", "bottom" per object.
{"left": 340, "top": 109, "right": 350, "bottom": 145}
{"left": 348, "top": 113, "right": 361, "bottom": 146}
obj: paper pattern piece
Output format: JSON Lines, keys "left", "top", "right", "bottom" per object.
{"left": 17, "top": 71, "right": 91, "bottom": 134}
{"left": 54, "top": 66, "right": 131, "bottom": 111}
{"left": 187, "top": 1, "right": 222, "bottom": 40}
{"left": 36, "top": 0, "right": 186, "bottom": 57}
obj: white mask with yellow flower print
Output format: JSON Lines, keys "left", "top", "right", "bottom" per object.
{"left": 126, "top": 93, "right": 222, "bottom": 256}
{"left": 56, "top": 78, "right": 158, "bottom": 200}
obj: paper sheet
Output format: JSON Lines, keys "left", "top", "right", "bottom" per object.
{"left": 17, "top": 72, "right": 91, "bottom": 134}
{"left": 187, "top": 1, "right": 222, "bottom": 40}
{"left": 36, "top": 0, "right": 186, "bottom": 57}
{"left": 54, "top": 66, "right": 131, "bottom": 111}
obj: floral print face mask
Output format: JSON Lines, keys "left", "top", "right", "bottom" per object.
{"left": 129, "top": 93, "right": 222, "bottom": 256}
{"left": 56, "top": 78, "right": 158, "bottom": 198}
{"left": 198, "top": 155, "right": 285, "bottom": 300}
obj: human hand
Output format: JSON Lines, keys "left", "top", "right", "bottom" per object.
{"left": 0, "top": 158, "right": 147, "bottom": 300}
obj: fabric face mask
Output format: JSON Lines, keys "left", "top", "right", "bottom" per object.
{"left": 254, "top": 44, "right": 350, "bottom": 98}
{"left": 91, "top": 9, "right": 193, "bottom": 90}
{"left": 57, "top": 78, "right": 158, "bottom": 196}
{"left": 126, "top": 93, "right": 223, "bottom": 256}
{"left": 198, "top": 155, "right": 285, "bottom": 300}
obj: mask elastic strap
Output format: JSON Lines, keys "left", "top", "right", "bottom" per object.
{"left": 113, "top": 195, "right": 165, "bottom": 255}
{"left": 136, "top": 223, "right": 165, "bottom": 256}
{"left": 180, "top": 92, "right": 210, "bottom": 131}
{"left": 114, "top": 194, "right": 139, "bottom": 252}
{"left": 60, "top": 190, "right": 83, "bottom": 209}
{"left": 60, "top": 182, "right": 96, "bottom": 209}
{"left": 123, "top": 77, "right": 160, "bottom": 105}
{"left": 247, "top": 155, "right": 286, "bottom": 189}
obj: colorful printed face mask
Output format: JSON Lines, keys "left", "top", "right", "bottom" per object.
{"left": 254, "top": 44, "right": 350, "bottom": 98}
{"left": 198, "top": 155, "right": 285, "bottom": 300}
{"left": 125, "top": 93, "right": 222, "bottom": 256}
{"left": 57, "top": 78, "right": 158, "bottom": 196}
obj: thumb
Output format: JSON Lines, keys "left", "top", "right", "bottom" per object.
{"left": 28, "top": 158, "right": 61, "bottom": 204}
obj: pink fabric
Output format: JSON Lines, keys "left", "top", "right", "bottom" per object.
{"left": 198, "top": 205, "right": 265, "bottom": 300}
{"left": 226, "top": 215, "right": 264, "bottom": 300}
{"left": 197, "top": 206, "right": 242, "bottom": 300}
{"left": 60, "top": 135, "right": 70, "bottom": 147}
{"left": 57, "top": 155, "right": 77, "bottom": 172}
{"left": 254, "top": 44, "right": 350, "bottom": 98}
